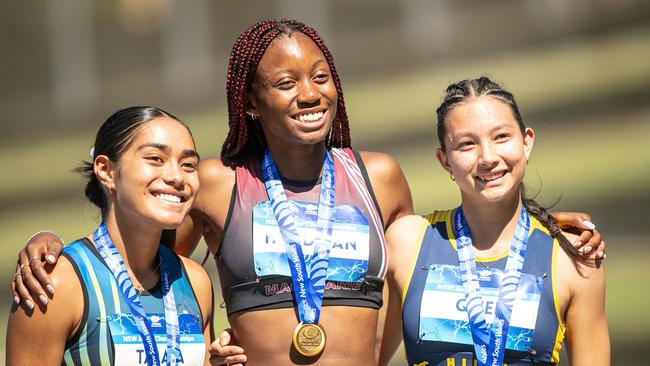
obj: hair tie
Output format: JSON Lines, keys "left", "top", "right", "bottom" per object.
{"left": 89, "top": 147, "right": 95, "bottom": 159}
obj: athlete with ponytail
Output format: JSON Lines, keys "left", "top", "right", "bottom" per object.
{"left": 10, "top": 20, "right": 603, "bottom": 366}
{"left": 382, "top": 77, "right": 609, "bottom": 366}
{"left": 7, "top": 107, "right": 214, "bottom": 365}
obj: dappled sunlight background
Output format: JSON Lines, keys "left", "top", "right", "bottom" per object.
{"left": 1, "top": 1, "right": 649, "bottom": 364}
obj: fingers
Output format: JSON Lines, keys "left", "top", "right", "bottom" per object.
{"left": 13, "top": 260, "right": 35, "bottom": 310}
{"left": 17, "top": 250, "right": 49, "bottom": 306}
{"left": 209, "top": 347, "right": 247, "bottom": 365}
{"left": 553, "top": 212, "right": 594, "bottom": 231}
{"left": 209, "top": 329, "right": 247, "bottom": 366}
{"left": 574, "top": 229, "right": 593, "bottom": 253}
{"left": 41, "top": 235, "right": 64, "bottom": 264}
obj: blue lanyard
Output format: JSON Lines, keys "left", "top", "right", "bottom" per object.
{"left": 261, "top": 149, "right": 335, "bottom": 324}
{"left": 453, "top": 204, "right": 530, "bottom": 366}
{"left": 93, "top": 223, "right": 181, "bottom": 365}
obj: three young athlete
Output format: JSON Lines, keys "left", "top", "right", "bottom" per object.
{"left": 8, "top": 20, "right": 607, "bottom": 366}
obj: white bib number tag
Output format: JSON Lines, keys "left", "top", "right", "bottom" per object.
{"left": 419, "top": 264, "right": 543, "bottom": 352}
{"left": 107, "top": 313, "right": 205, "bottom": 365}
{"left": 253, "top": 200, "right": 370, "bottom": 283}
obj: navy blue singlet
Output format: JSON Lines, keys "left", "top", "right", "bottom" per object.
{"left": 402, "top": 210, "right": 565, "bottom": 366}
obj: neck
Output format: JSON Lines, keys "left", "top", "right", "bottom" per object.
{"left": 459, "top": 191, "right": 523, "bottom": 257}
{"left": 266, "top": 140, "right": 327, "bottom": 181}
{"left": 101, "top": 207, "right": 161, "bottom": 288}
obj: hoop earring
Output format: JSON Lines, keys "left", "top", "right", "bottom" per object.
{"left": 449, "top": 172, "right": 455, "bottom": 181}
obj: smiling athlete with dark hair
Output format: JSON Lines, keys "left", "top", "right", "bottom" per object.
{"left": 11, "top": 21, "right": 604, "bottom": 366}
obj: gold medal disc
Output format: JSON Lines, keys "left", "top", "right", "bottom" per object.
{"left": 292, "top": 322, "right": 326, "bottom": 357}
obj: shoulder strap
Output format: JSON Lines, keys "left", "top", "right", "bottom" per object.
{"left": 330, "top": 148, "right": 388, "bottom": 278}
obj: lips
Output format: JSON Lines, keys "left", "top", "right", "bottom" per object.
{"left": 151, "top": 191, "right": 187, "bottom": 204}
{"left": 475, "top": 171, "right": 507, "bottom": 183}
{"left": 291, "top": 109, "right": 326, "bottom": 123}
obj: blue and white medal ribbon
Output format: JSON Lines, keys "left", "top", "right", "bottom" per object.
{"left": 453, "top": 204, "right": 530, "bottom": 366}
{"left": 93, "top": 223, "right": 181, "bottom": 365}
{"left": 261, "top": 149, "right": 335, "bottom": 324}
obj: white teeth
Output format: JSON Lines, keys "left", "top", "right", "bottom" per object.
{"left": 154, "top": 193, "right": 181, "bottom": 203}
{"left": 478, "top": 172, "right": 505, "bottom": 182}
{"left": 296, "top": 111, "right": 324, "bottom": 122}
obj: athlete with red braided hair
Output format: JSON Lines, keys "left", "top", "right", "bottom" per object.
{"left": 11, "top": 19, "right": 603, "bottom": 366}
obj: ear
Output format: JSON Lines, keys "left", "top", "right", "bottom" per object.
{"left": 246, "top": 90, "right": 259, "bottom": 118}
{"left": 523, "top": 127, "right": 535, "bottom": 161}
{"left": 435, "top": 147, "right": 452, "bottom": 174}
{"left": 94, "top": 155, "right": 117, "bottom": 195}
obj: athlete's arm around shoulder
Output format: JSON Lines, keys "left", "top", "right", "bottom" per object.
{"left": 358, "top": 151, "right": 414, "bottom": 227}
{"left": 6, "top": 254, "right": 83, "bottom": 365}
{"left": 168, "top": 157, "right": 236, "bottom": 257}
{"left": 178, "top": 256, "right": 214, "bottom": 366}
{"left": 557, "top": 231, "right": 610, "bottom": 365}
{"left": 378, "top": 214, "right": 429, "bottom": 365}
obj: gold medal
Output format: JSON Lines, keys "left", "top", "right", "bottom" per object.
{"left": 292, "top": 322, "right": 326, "bottom": 357}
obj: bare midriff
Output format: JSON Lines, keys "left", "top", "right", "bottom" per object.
{"left": 229, "top": 306, "right": 379, "bottom": 366}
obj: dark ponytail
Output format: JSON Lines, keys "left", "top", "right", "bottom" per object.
{"left": 73, "top": 106, "right": 188, "bottom": 217}
{"left": 521, "top": 193, "right": 591, "bottom": 267}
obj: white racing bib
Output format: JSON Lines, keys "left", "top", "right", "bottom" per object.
{"left": 107, "top": 313, "right": 205, "bottom": 365}
{"left": 419, "top": 264, "right": 543, "bottom": 352}
{"left": 253, "top": 200, "right": 370, "bottom": 283}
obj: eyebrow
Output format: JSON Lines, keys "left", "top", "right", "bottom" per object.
{"left": 137, "top": 143, "right": 200, "bottom": 159}
{"left": 452, "top": 123, "right": 513, "bottom": 138}
{"left": 268, "top": 59, "right": 329, "bottom": 79}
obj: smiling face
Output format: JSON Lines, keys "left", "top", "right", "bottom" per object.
{"left": 436, "top": 96, "right": 534, "bottom": 204}
{"left": 99, "top": 116, "right": 200, "bottom": 230}
{"left": 248, "top": 32, "right": 338, "bottom": 149}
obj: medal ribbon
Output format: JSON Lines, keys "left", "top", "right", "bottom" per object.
{"left": 453, "top": 204, "right": 530, "bottom": 366}
{"left": 261, "top": 149, "right": 335, "bottom": 324}
{"left": 93, "top": 223, "right": 181, "bottom": 366}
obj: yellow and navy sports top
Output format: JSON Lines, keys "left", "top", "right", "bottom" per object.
{"left": 218, "top": 148, "right": 387, "bottom": 315}
{"left": 402, "top": 210, "right": 566, "bottom": 366}
{"left": 61, "top": 238, "right": 206, "bottom": 366}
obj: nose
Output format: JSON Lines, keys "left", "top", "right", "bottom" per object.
{"left": 478, "top": 142, "right": 499, "bottom": 168}
{"left": 162, "top": 162, "right": 184, "bottom": 189}
{"left": 296, "top": 79, "right": 320, "bottom": 108}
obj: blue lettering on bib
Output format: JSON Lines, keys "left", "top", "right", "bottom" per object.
{"left": 253, "top": 200, "right": 370, "bottom": 283}
{"left": 107, "top": 313, "right": 205, "bottom": 365}
{"left": 419, "top": 264, "right": 543, "bottom": 352}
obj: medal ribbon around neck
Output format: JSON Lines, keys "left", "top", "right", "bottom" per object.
{"left": 453, "top": 204, "right": 530, "bottom": 366}
{"left": 93, "top": 223, "right": 181, "bottom": 366}
{"left": 261, "top": 149, "right": 335, "bottom": 324}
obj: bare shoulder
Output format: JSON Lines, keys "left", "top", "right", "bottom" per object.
{"left": 556, "top": 230, "right": 605, "bottom": 293}
{"left": 358, "top": 151, "right": 414, "bottom": 224}
{"left": 8, "top": 253, "right": 83, "bottom": 338}
{"left": 193, "top": 157, "right": 236, "bottom": 227}
{"left": 197, "top": 157, "right": 236, "bottom": 192}
{"left": 358, "top": 151, "right": 403, "bottom": 181}
{"left": 386, "top": 215, "right": 428, "bottom": 287}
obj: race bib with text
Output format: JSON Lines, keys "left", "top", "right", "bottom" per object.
{"left": 107, "top": 313, "right": 205, "bottom": 365}
{"left": 253, "top": 200, "right": 370, "bottom": 283}
{"left": 419, "top": 264, "right": 543, "bottom": 352}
